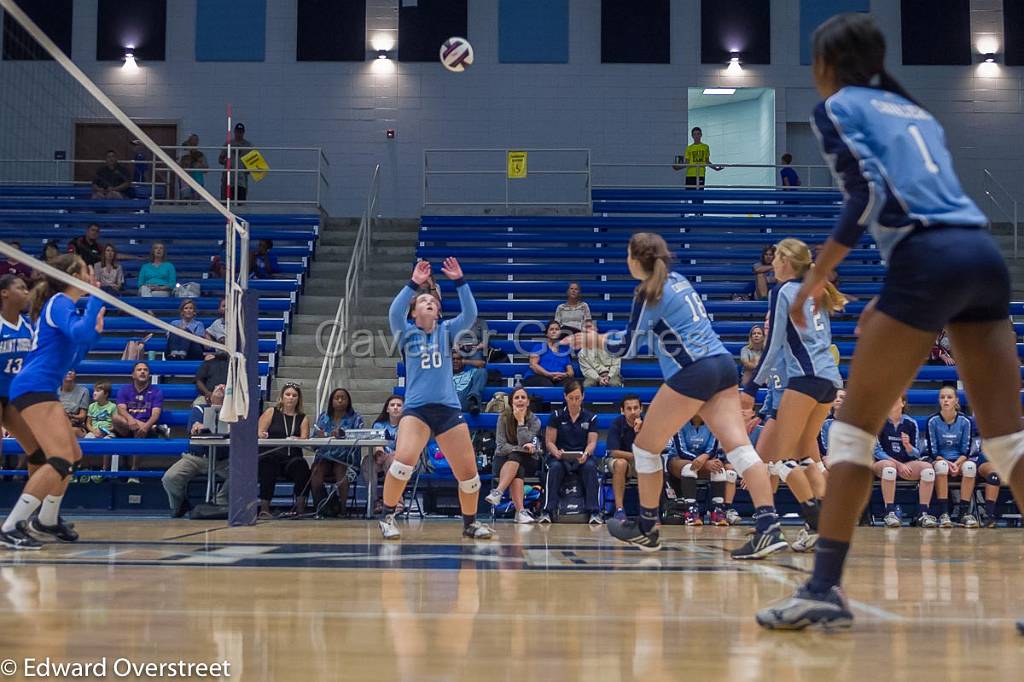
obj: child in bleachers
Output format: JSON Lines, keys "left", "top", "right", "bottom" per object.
{"left": 85, "top": 381, "right": 115, "bottom": 440}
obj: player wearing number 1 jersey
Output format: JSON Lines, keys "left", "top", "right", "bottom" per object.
{"left": 757, "top": 14, "right": 1024, "bottom": 632}
{"left": 379, "top": 257, "right": 495, "bottom": 541}
{"left": 565, "top": 233, "right": 786, "bottom": 558}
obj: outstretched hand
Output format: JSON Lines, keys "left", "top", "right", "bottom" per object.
{"left": 95, "top": 307, "right": 106, "bottom": 334}
{"left": 411, "top": 260, "right": 432, "bottom": 286}
{"left": 560, "top": 330, "right": 602, "bottom": 350}
{"left": 440, "top": 257, "right": 463, "bottom": 280}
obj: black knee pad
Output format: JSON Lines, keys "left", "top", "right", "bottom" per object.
{"left": 27, "top": 448, "right": 46, "bottom": 465}
{"left": 47, "top": 456, "right": 75, "bottom": 479}
{"left": 987, "top": 472, "right": 1001, "bottom": 486}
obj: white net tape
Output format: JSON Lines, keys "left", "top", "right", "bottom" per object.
{"left": 0, "top": 0, "right": 250, "bottom": 421}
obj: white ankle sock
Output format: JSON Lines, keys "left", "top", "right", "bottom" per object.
{"left": 38, "top": 495, "right": 63, "bottom": 526}
{"left": 2, "top": 494, "right": 41, "bottom": 533}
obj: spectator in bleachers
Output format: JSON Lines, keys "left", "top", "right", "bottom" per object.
{"left": 138, "top": 242, "right": 176, "bottom": 297}
{"left": 96, "top": 244, "right": 124, "bottom": 295}
{"left": 779, "top": 153, "right": 801, "bottom": 187}
{"left": 84, "top": 380, "right": 115, "bottom": 439}
{"left": 455, "top": 317, "right": 489, "bottom": 369}
{"left": 166, "top": 299, "right": 206, "bottom": 361}
{"left": 113, "top": 362, "right": 166, "bottom": 439}
{"left": 928, "top": 329, "right": 955, "bottom": 366}
{"left": 310, "top": 388, "right": 364, "bottom": 517}
{"left": 220, "top": 123, "right": 253, "bottom": 201}
{"left": 539, "top": 380, "right": 602, "bottom": 525}
{"left": 0, "top": 241, "right": 31, "bottom": 282}
{"left": 371, "top": 395, "right": 404, "bottom": 514}
{"left": 178, "top": 134, "right": 208, "bottom": 200}
{"left": 554, "top": 282, "right": 592, "bottom": 334}
{"left": 91, "top": 150, "right": 132, "bottom": 199}
{"left": 818, "top": 388, "right": 846, "bottom": 465}
{"left": 257, "top": 383, "right": 311, "bottom": 518}
{"left": 739, "top": 325, "right": 765, "bottom": 385}
{"left": 250, "top": 239, "right": 278, "bottom": 279}
{"left": 195, "top": 351, "right": 229, "bottom": 404}
{"left": 162, "top": 383, "right": 229, "bottom": 517}
{"left": 753, "top": 245, "right": 776, "bottom": 300}
{"left": 524, "top": 321, "right": 574, "bottom": 389}
{"left": 452, "top": 353, "right": 486, "bottom": 416}
{"left": 40, "top": 240, "right": 60, "bottom": 264}
{"left": 206, "top": 297, "right": 227, "bottom": 346}
{"left": 873, "top": 396, "right": 937, "bottom": 529}
{"left": 579, "top": 320, "right": 622, "bottom": 388}
{"left": 925, "top": 386, "right": 974, "bottom": 528}
{"left": 67, "top": 223, "right": 102, "bottom": 266}
{"left": 58, "top": 370, "right": 89, "bottom": 438}
{"left": 485, "top": 386, "right": 542, "bottom": 524}
{"left": 673, "top": 127, "right": 722, "bottom": 192}
{"left": 605, "top": 395, "right": 643, "bottom": 522}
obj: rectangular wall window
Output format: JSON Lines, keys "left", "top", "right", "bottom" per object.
{"left": 96, "top": 0, "right": 167, "bottom": 61}
{"left": 398, "top": 0, "right": 467, "bottom": 62}
{"left": 601, "top": 0, "right": 669, "bottom": 64}
{"left": 2, "top": 0, "right": 73, "bottom": 60}
{"left": 297, "top": 0, "right": 365, "bottom": 61}
{"left": 499, "top": 0, "right": 568, "bottom": 64}
{"left": 799, "top": 0, "right": 869, "bottom": 65}
{"left": 701, "top": 0, "right": 771, "bottom": 65}
{"left": 901, "top": 0, "right": 970, "bottom": 65}
{"left": 1004, "top": 0, "right": 1024, "bottom": 66}
{"left": 196, "top": 0, "right": 267, "bottom": 62}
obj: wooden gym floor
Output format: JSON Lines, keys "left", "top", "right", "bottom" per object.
{"left": 0, "top": 519, "right": 1021, "bottom": 681}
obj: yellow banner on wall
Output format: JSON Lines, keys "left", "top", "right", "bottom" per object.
{"left": 240, "top": 149, "right": 269, "bottom": 182}
{"left": 507, "top": 150, "right": 527, "bottom": 179}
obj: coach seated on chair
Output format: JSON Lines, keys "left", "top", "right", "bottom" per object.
{"left": 606, "top": 395, "right": 643, "bottom": 522}
{"left": 162, "top": 385, "right": 230, "bottom": 518}
{"left": 538, "top": 380, "right": 602, "bottom": 525}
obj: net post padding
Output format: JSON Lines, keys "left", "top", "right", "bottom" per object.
{"left": 228, "top": 290, "right": 260, "bottom": 526}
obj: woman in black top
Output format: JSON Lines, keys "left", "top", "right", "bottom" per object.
{"left": 257, "top": 383, "right": 311, "bottom": 518}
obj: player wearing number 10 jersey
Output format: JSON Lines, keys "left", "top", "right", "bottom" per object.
{"left": 377, "top": 258, "right": 495, "bottom": 542}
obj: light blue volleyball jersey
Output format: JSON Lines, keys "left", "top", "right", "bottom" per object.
{"left": 812, "top": 86, "right": 987, "bottom": 261}
{"left": 755, "top": 280, "right": 842, "bottom": 389}
{"left": 925, "top": 412, "right": 972, "bottom": 461}
{"left": 388, "top": 280, "right": 477, "bottom": 411}
{"left": 606, "top": 272, "right": 728, "bottom": 379}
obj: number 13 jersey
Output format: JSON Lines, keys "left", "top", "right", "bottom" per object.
{"left": 0, "top": 315, "right": 33, "bottom": 399}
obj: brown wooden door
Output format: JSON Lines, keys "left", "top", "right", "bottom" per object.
{"left": 74, "top": 122, "right": 178, "bottom": 195}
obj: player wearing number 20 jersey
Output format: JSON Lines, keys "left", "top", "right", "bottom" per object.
{"left": 0, "top": 314, "right": 33, "bottom": 406}
{"left": 388, "top": 278, "right": 477, "bottom": 414}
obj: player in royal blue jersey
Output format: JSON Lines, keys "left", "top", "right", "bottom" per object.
{"left": 0, "top": 255, "right": 104, "bottom": 550}
{"left": 379, "top": 258, "right": 495, "bottom": 541}
{"left": 757, "top": 14, "right": 1024, "bottom": 632}
{"left": 565, "top": 233, "right": 786, "bottom": 558}
{"left": 748, "top": 238, "right": 845, "bottom": 554}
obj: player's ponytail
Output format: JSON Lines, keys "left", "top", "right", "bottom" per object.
{"left": 29, "top": 253, "right": 85, "bottom": 321}
{"left": 776, "top": 238, "right": 848, "bottom": 314}
{"left": 812, "top": 13, "right": 923, "bottom": 108}
{"left": 629, "top": 232, "right": 672, "bottom": 304}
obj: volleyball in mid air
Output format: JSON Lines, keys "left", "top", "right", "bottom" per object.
{"left": 440, "top": 36, "right": 473, "bottom": 72}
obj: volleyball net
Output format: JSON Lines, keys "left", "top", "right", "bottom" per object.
{"left": 0, "top": 0, "right": 251, "bottom": 422}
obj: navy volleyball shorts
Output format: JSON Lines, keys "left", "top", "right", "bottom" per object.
{"left": 876, "top": 226, "right": 1010, "bottom": 332}
{"left": 787, "top": 376, "right": 839, "bottom": 404}
{"left": 666, "top": 354, "right": 738, "bottom": 401}
{"left": 403, "top": 404, "right": 466, "bottom": 436}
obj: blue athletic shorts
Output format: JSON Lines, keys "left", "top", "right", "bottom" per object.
{"left": 402, "top": 404, "right": 466, "bottom": 436}
{"left": 876, "top": 226, "right": 1010, "bottom": 332}
{"left": 787, "top": 376, "right": 839, "bottom": 404}
{"left": 665, "top": 354, "right": 738, "bottom": 401}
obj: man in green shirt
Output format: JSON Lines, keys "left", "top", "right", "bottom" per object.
{"left": 674, "top": 127, "right": 722, "bottom": 192}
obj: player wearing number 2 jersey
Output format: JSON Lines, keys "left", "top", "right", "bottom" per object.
{"left": 378, "top": 258, "right": 495, "bottom": 542}
{"left": 565, "top": 233, "right": 786, "bottom": 559}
